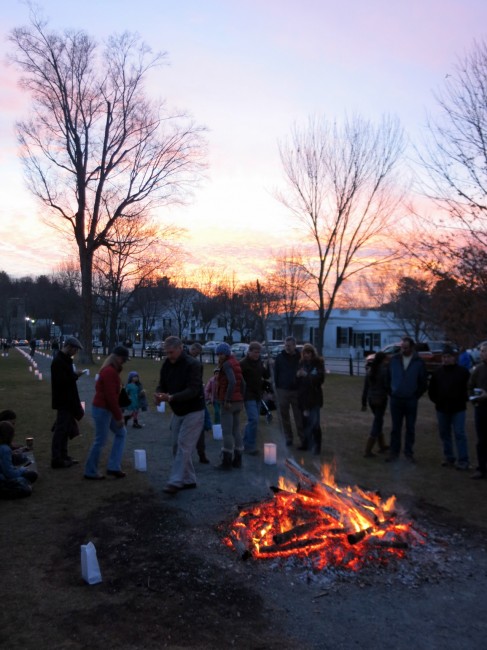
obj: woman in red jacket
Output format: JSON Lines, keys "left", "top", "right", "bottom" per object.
{"left": 216, "top": 343, "right": 245, "bottom": 470}
{"left": 84, "top": 346, "right": 129, "bottom": 480}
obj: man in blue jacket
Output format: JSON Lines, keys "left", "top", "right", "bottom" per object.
{"left": 387, "top": 336, "right": 428, "bottom": 462}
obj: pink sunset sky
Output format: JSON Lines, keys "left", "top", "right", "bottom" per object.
{"left": 0, "top": 0, "right": 486, "bottom": 281}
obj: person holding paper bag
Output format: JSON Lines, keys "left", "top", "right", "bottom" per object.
{"left": 84, "top": 346, "right": 129, "bottom": 480}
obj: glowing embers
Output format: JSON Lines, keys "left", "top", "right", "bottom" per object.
{"left": 223, "top": 459, "right": 425, "bottom": 571}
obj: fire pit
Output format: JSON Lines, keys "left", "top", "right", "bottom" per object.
{"left": 223, "top": 459, "right": 426, "bottom": 571}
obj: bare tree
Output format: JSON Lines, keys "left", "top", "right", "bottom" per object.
{"left": 92, "top": 216, "right": 181, "bottom": 349}
{"left": 276, "top": 114, "right": 404, "bottom": 353}
{"left": 420, "top": 39, "right": 487, "bottom": 249}
{"left": 9, "top": 10, "right": 206, "bottom": 361}
{"left": 267, "top": 248, "right": 309, "bottom": 336}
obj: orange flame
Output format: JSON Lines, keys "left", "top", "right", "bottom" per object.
{"left": 223, "top": 464, "right": 425, "bottom": 571}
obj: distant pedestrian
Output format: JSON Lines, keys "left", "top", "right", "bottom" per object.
{"left": 124, "top": 371, "right": 145, "bottom": 429}
{"left": 458, "top": 347, "right": 473, "bottom": 371}
{"left": 386, "top": 336, "right": 428, "bottom": 463}
{"left": 361, "top": 351, "right": 389, "bottom": 457}
{"left": 428, "top": 345, "right": 470, "bottom": 470}
{"left": 468, "top": 341, "right": 487, "bottom": 480}
{"left": 84, "top": 346, "right": 130, "bottom": 480}
{"left": 29, "top": 338, "right": 36, "bottom": 358}
{"left": 274, "top": 336, "right": 304, "bottom": 447}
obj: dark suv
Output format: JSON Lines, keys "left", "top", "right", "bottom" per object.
{"left": 365, "top": 341, "right": 458, "bottom": 375}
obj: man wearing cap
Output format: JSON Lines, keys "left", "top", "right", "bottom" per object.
{"left": 50, "top": 336, "right": 85, "bottom": 468}
{"left": 155, "top": 336, "right": 205, "bottom": 493}
{"left": 428, "top": 345, "right": 471, "bottom": 470}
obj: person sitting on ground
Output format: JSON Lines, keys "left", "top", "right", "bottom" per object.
{"left": 124, "top": 371, "right": 145, "bottom": 429}
{"left": 0, "top": 421, "right": 38, "bottom": 499}
{"left": 0, "top": 409, "right": 29, "bottom": 465}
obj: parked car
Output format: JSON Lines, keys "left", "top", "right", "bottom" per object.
{"left": 202, "top": 341, "right": 223, "bottom": 353}
{"left": 17, "top": 339, "right": 29, "bottom": 346}
{"left": 230, "top": 343, "right": 249, "bottom": 359}
{"left": 365, "top": 341, "right": 459, "bottom": 375}
{"left": 144, "top": 341, "right": 165, "bottom": 358}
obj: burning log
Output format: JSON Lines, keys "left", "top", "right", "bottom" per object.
{"left": 273, "top": 522, "right": 325, "bottom": 545}
{"left": 259, "top": 537, "right": 326, "bottom": 556}
{"left": 286, "top": 459, "right": 378, "bottom": 526}
{"left": 368, "top": 539, "right": 408, "bottom": 550}
{"left": 223, "top": 461, "right": 421, "bottom": 571}
{"left": 347, "top": 527, "right": 373, "bottom": 545}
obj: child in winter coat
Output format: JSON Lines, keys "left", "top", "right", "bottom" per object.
{"left": 0, "top": 421, "right": 38, "bottom": 499}
{"left": 124, "top": 371, "right": 146, "bottom": 428}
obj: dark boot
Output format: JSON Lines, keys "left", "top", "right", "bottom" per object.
{"left": 232, "top": 450, "right": 242, "bottom": 468}
{"left": 364, "top": 437, "right": 376, "bottom": 458}
{"left": 216, "top": 451, "right": 233, "bottom": 470}
{"left": 378, "top": 434, "right": 390, "bottom": 453}
{"left": 199, "top": 453, "right": 210, "bottom": 464}
{"left": 124, "top": 415, "right": 131, "bottom": 425}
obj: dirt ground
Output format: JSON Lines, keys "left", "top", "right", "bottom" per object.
{"left": 2, "top": 359, "right": 487, "bottom": 650}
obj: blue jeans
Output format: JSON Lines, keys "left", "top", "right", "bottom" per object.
{"left": 168, "top": 410, "right": 204, "bottom": 487}
{"left": 389, "top": 396, "right": 418, "bottom": 457}
{"left": 436, "top": 410, "right": 469, "bottom": 464}
{"left": 243, "top": 399, "right": 260, "bottom": 451}
{"left": 85, "top": 406, "right": 127, "bottom": 476}
{"left": 303, "top": 406, "right": 321, "bottom": 452}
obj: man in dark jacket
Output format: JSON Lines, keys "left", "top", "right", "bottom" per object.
{"left": 240, "top": 341, "right": 270, "bottom": 454}
{"left": 156, "top": 336, "right": 205, "bottom": 493}
{"left": 50, "top": 336, "right": 84, "bottom": 468}
{"left": 274, "top": 336, "right": 304, "bottom": 447}
{"left": 428, "top": 345, "right": 470, "bottom": 469}
{"left": 387, "top": 336, "right": 428, "bottom": 462}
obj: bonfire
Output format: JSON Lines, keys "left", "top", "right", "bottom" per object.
{"left": 223, "top": 459, "right": 426, "bottom": 571}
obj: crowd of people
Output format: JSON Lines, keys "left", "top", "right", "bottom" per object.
{"left": 2, "top": 333, "right": 486, "bottom": 499}
{"left": 361, "top": 337, "right": 487, "bottom": 479}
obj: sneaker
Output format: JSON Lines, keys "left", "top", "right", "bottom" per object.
{"left": 470, "top": 471, "right": 486, "bottom": 480}
{"left": 455, "top": 462, "right": 471, "bottom": 471}
{"left": 106, "top": 469, "right": 126, "bottom": 478}
{"left": 441, "top": 460, "right": 455, "bottom": 468}
{"left": 132, "top": 423, "right": 143, "bottom": 429}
